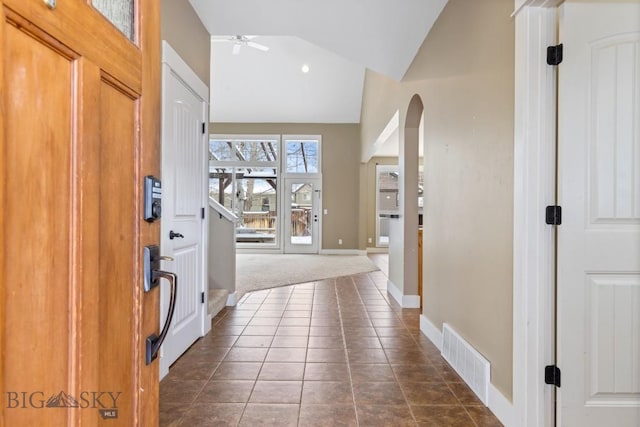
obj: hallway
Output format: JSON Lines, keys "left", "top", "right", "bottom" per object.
{"left": 160, "top": 268, "right": 502, "bottom": 426}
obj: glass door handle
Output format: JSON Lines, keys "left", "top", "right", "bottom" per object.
{"left": 145, "top": 270, "right": 178, "bottom": 365}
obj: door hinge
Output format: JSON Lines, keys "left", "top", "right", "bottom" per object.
{"left": 201, "top": 207, "right": 205, "bottom": 219}
{"left": 201, "top": 292, "right": 205, "bottom": 304}
{"left": 545, "top": 365, "right": 561, "bottom": 387}
{"left": 545, "top": 205, "right": 562, "bottom": 225}
{"left": 547, "top": 44, "right": 563, "bottom": 66}
{"left": 201, "top": 122, "right": 206, "bottom": 134}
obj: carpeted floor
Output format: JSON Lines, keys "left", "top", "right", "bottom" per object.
{"left": 235, "top": 254, "right": 379, "bottom": 299}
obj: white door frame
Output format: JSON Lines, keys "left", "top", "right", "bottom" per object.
{"left": 159, "top": 41, "right": 211, "bottom": 378}
{"left": 512, "top": 1, "right": 563, "bottom": 426}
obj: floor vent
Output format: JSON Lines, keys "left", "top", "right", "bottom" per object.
{"left": 441, "top": 323, "right": 490, "bottom": 405}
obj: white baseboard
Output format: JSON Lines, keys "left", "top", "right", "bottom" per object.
{"left": 387, "top": 280, "right": 420, "bottom": 308}
{"left": 226, "top": 291, "right": 238, "bottom": 306}
{"left": 387, "top": 279, "right": 402, "bottom": 306}
{"left": 366, "top": 247, "right": 389, "bottom": 254}
{"left": 419, "top": 314, "right": 443, "bottom": 351}
{"left": 203, "top": 315, "right": 212, "bottom": 335}
{"left": 402, "top": 294, "right": 421, "bottom": 308}
{"left": 419, "top": 314, "right": 514, "bottom": 426}
{"left": 319, "top": 249, "right": 367, "bottom": 255}
{"left": 489, "top": 383, "right": 514, "bottom": 427}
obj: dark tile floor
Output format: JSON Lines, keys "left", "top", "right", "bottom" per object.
{"left": 160, "top": 269, "right": 503, "bottom": 426}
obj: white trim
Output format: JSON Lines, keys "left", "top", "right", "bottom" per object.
{"left": 489, "top": 383, "right": 516, "bottom": 427}
{"left": 512, "top": 3, "right": 558, "bottom": 427}
{"left": 226, "top": 292, "right": 238, "bottom": 307}
{"left": 209, "top": 197, "right": 238, "bottom": 223}
{"left": 402, "top": 295, "right": 420, "bottom": 308}
{"left": 162, "top": 41, "right": 209, "bottom": 102}
{"left": 386, "top": 279, "right": 419, "bottom": 308}
{"left": 419, "top": 314, "right": 443, "bottom": 351}
{"left": 319, "top": 249, "right": 367, "bottom": 256}
{"left": 387, "top": 279, "right": 403, "bottom": 306}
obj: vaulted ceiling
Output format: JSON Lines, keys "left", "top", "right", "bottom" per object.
{"left": 189, "top": 0, "right": 448, "bottom": 124}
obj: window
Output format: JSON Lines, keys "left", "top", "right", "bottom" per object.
{"left": 209, "top": 136, "right": 280, "bottom": 246}
{"left": 284, "top": 137, "right": 320, "bottom": 174}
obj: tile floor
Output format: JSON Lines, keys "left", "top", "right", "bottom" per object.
{"left": 160, "top": 268, "right": 502, "bottom": 426}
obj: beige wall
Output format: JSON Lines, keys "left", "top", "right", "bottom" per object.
{"left": 210, "top": 123, "right": 361, "bottom": 251}
{"left": 161, "top": 0, "right": 210, "bottom": 84}
{"left": 360, "top": 0, "right": 515, "bottom": 399}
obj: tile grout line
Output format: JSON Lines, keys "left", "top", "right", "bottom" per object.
{"left": 360, "top": 272, "right": 420, "bottom": 426}
{"left": 336, "top": 276, "right": 361, "bottom": 427}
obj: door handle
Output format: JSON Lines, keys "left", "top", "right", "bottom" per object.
{"left": 169, "top": 230, "right": 184, "bottom": 240}
{"left": 145, "top": 270, "right": 178, "bottom": 365}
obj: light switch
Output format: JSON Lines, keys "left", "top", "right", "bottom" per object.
{"left": 324, "top": 209, "right": 328, "bottom": 215}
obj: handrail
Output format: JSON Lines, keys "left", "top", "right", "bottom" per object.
{"left": 209, "top": 197, "right": 239, "bottom": 223}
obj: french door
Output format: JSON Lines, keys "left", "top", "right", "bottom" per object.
{"left": 283, "top": 178, "right": 322, "bottom": 254}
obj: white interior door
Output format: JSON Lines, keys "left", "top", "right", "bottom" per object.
{"left": 160, "top": 46, "right": 209, "bottom": 378}
{"left": 284, "top": 178, "right": 321, "bottom": 253}
{"left": 557, "top": 2, "right": 640, "bottom": 425}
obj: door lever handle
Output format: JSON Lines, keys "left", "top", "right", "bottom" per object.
{"left": 169, "top": 230, "right": 184, "bottom": 240}
{"left": 145, "top": 270, "right": 178, "bottom": 365}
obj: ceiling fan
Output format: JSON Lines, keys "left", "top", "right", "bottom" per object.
{"left": 212, "top": 35, "right": 269, "bottom": 55}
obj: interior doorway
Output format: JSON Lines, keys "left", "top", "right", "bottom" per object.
{"left": 375, "top": 165, "right": 399, "bottom": 247}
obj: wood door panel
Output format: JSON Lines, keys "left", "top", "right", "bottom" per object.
{"left": 3, "top": 21, "right": 73, "bottom": 427}
{"left": 3, "top": 2, "right": 141, "bottom": 94}
{"left": 97, "top": 80, "right": 138, "bottom": 425}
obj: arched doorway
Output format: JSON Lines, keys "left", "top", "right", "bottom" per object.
{"left": 387, "top": 94, "right": 423, "bottom": 307}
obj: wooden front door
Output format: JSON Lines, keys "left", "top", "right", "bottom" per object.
{"left": 1, "top": 1, "right": 161, "bottom": 426}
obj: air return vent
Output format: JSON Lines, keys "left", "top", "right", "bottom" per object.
{"left": 441, "top": 323, "right": 490, "bottom": 405}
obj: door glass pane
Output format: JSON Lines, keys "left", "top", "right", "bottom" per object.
{"left": 290, "top": 182, "right": 313, "bottom": 245}
{"left": 235, "top": 168, "right": 277, "bottom": 245}
{"left": 93, "top": 0, "right": 135, "bottom": 41}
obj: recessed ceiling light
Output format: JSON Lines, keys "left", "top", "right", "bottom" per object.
{"left": 301, "top": 64, "right": 310, "bottom": 73}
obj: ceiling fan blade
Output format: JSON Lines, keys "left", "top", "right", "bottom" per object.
{"left": 232, "top": 44, "right": 241, "bottom": 55}
{"left": 247, "top": 41, "right": 269, "bottom": 52}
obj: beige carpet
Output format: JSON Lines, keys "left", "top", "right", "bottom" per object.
{"left": 236, "top": 254, "right": 379, "bottom": 298}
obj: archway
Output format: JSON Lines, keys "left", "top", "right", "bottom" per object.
{"left": 387, "top": 94, "right": 423, "bottom": 307}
